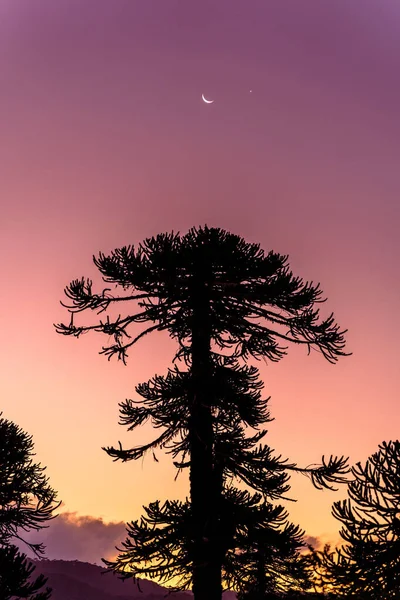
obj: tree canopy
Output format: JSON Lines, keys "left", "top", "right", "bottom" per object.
{"left": 0, "top": 415, "right": 59, "bottom": 600}
{"left": 56, "top": 227, "right": 348, "bottom": 366}
{"left": 320, "top": 441, "right": 400, "bottom": 599}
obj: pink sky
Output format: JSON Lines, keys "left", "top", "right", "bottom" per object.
{"left": 1, "top": 0, "right": 400, "bottom": 563}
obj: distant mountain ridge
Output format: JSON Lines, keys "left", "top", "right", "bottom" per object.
{"left": 32, "top": 559, "right": 237, "bottom": 600}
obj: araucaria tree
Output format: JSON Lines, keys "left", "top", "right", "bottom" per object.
{"left": 56, "top": 226, "right": 349, "bottom": 600}
{"left": 322, "top": 440, "right": 400, "bottom": 599}
{"left": 0, "top": 415, "right": 59, "bottom": 600}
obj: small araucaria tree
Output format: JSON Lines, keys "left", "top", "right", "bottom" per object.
{"left": 320, "top": 441, "right": 400, "bottom": 599}
{"left": 56, "top": 226, "right": 349, "bottom": 600}
{"left": 0, "top": 415, "right": 59, "bottom": 600}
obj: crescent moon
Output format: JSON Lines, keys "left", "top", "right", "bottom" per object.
{"left": 202, "top": 94, "right": 214, "bottom": 104}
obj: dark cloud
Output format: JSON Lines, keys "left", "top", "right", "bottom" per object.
{"left": 18, "top": 512, "right": 126, "bottom": 565}
{"left": 303, "top": 535, "right": 323, "bottom": 550}
{"left": 302, "top": 534, "right": 343, "bottom": 553}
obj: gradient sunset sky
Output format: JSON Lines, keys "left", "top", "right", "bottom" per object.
{"left": 2, "top": 0, "right": 400, "bottom": 563}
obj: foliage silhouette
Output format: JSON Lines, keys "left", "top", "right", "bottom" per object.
{"left": 313, "top": 441, "right": 400, "bottom": 599}
{"left": 105, "top": 489, "right": 310, "bottom": 595}
{"left": 0, "top": 415, "right": 59, "bottom": 599}
{"left": 228, "top": 495, "right": 310, "bottom": 598}
{"left": 303, "top": 544, "right": 346, "bottom": 599}
{"left": 0, "top": 546, "right": 51, "bottom": 600}
{"left": 103, "top": 359, "right": 347, "bottom": 596}
{"left": 56, "top": 226, "right": 350, "bottom": 600}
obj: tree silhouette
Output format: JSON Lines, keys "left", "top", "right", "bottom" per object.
{"left": 319, "top": 441, "right": 400, "bottom": 599}
{"left": 0, "top": 546, "right": 51, "bottom": 600}
{"left": 106, "top": 490, "right": 311, "bottom": 596}
{"left": 303, "top": 544, "right": 344, "bottom": 599}
{"left": 56, "top": 226, "right": 349, "bottom": 600}
{"left": 0, "top": 415, "right": 59, "bottom": 600}
{"left": 229, "top": 501, "right": 309, "bottom": 598}
{"left": 220, "top": 490, "right": 310, "bottom": 598}
{"left": 103, "top": 359, "right": 347, "bottom": 596}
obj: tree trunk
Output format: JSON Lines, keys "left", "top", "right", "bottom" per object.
{"left": 189, "top": 284, "right": 222, "bottom": 600}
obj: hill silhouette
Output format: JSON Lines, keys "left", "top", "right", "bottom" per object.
{"left": 32, "top": 560, "right": 237, "bottom": 599}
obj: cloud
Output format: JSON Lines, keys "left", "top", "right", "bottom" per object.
{"left": 302, "top": 533, "right": 343, "bottom": 553}
{"left": 302, "top": 535, "right": 323, "bottom": 550}
{"left": 18, "top": 512, "right": 127, "bottom": 565}
{"left": 16, "top": 513, "right": 344, "bottom": 566}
